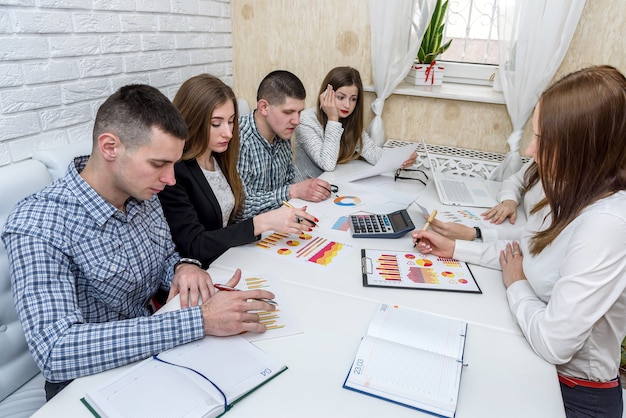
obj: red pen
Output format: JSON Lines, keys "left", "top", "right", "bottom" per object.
{"left": 214, "top": 283, "right": 278, "bottom": 306}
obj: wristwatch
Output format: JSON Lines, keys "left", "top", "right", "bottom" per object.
{"left": 473, "top": 227, "right": 482, "bottom": 241}
{"left": 174, "top": 257, "right": 202, "bottom": 272}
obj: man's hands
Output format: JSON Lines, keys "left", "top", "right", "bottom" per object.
{"left": 289, "top": 178, "right": 332, "bottom": 202}
{"left": 200, "top": 269, "right": 277, "bottom": 336}
{"left": 169, "top": 262, "right": 214, "bottom": 308}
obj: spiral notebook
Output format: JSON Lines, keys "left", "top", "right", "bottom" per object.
{"left": 344, "top": 303, "right": 467, "bottom": 417}
{"left": 81, "top": 336, "right": 287, "bottom": 418}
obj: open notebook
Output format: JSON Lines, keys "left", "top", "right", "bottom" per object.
{"left": 423, "top": 141, "right": 500, "bottom": 208}
{"left": 81, "top": 336, "right": 287, "bottom": 418}
{"left": 344, "top": 303, "right": 467, "bottom": 417}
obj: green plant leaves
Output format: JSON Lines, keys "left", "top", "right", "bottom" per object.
{"left": 417, "top": 0, "right": 452, "bottom": 64}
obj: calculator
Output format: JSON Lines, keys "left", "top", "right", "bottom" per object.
{"left": 348, "top": 209, "right": 415, "bottom": 238}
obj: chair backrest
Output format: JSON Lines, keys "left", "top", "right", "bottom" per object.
{"left": 0, "top": 160, "right": 53, "bottom": 402}
{"left": 237, "top": 97, "right": 251, "bottom": 116}
{"left": 33, "top": 139, "right": 91, "bottom": 181}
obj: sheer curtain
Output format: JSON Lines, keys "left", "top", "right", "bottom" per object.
{"left": 367, "top": 0, "right": 436, "bottom": 146}
{"left": 490, "top": 0, "right": 586, "bottom": 180}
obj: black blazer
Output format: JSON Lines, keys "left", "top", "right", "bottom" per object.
{"left": 158, "top": 159, "right": 256, "bottom": 268}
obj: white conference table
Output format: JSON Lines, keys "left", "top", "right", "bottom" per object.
{"left": 32, "top": 160, "right": 565, "bottom": 418}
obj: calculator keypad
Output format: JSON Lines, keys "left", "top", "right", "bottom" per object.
{"left": 350, "top": 214, "right": 393, "bottom": 235}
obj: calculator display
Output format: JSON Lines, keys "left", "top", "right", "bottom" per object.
{"left": 389, "top": 211, "right": 409, "bottom": 229}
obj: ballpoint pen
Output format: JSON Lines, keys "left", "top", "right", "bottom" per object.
{"left": 414, "top": 209, "right": 437, "bottom": 246}
{"left": 214, "top": 283, "right": 278, "bottom": 306}
{"left": 281, "top": 200, "right": 318, "bottom": 227}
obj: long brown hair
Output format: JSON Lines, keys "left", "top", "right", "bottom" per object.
{"left": 528, "top": 65, "right": 626, "bottom": 254}
{"left": 316, "top": 67, "right": 365, "bottom": 164}
{"left": 173, "top": 74, "right": 244, "bottom": 222}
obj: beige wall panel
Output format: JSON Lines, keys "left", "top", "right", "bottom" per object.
{"left": 233, "top": 0, "right": 626, "bottom": 155}
{"left": 232, "top": 0, "right": 370, "bottom": 109}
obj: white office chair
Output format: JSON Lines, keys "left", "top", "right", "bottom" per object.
{"left": 0, "top": 160, "right": 51, "bottom": 417}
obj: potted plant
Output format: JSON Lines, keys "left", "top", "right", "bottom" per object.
{"left": 406, "top": 0, "right": 453, "bottom": 86}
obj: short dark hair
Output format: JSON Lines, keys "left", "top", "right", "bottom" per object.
{"left": 256, "top": 70, "right": 306, "bottom": 105}
{"left": 93, "top": 84, "right": 188, "bottom": 150}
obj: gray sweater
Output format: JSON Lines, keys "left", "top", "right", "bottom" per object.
{"left": 293, "top": 107, "right": 383, "bottom": 181}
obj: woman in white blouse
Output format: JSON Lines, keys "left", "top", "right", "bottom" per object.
{"left": 294, "top": 66, "right": 416, "bottom": 180}
{"left": 414, "top": 65, "right": 626, "bottom": 417}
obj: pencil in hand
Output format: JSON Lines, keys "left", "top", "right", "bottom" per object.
{"left": 414, "top": 209, "right": 437, "bottom": 246}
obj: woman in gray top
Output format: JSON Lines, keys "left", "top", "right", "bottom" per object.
{"left": 294, "top": 67, "right": 416, "bottom": 180}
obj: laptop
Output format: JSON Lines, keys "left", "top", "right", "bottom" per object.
{"left": 423, "top": 141, "right": 501, "bottom": 208}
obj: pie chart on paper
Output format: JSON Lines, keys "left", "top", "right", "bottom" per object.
{"left": 333, "top": 196, "right": 362, "bottom": 206}
{"left": 416, "top": 259, "right": 433, "bottom": 267}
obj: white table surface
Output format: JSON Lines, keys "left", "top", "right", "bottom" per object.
{"left": 31, "top": 160, "right": 565, "bottom": 418}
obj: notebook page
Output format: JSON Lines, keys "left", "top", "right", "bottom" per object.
{"left": 157, "top": 335, "right": 285, "bottom": 398}
{"left": 367, "top": 304, "right": 466, "bottom": 359}
{"left": 84, "top": 335, "right": 285, "bottom": 418}
{"left": 348, "top": 335, "right": 462, "bottom": 414}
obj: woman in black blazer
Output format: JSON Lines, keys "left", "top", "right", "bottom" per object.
{"left": 159, "top": 74, "right": 317, "bottom": 268}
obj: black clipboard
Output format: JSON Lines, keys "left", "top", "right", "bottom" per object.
{"left": 361, "top": 248, "right": 481, "bottom": 294}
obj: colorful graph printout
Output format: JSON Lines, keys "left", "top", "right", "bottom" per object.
{"left": 331, "top": 216, "right": 351, "bottom": 232}
{"left": 360, "top": 249, "right": 480, "bottom": 293}
{"left": 253, "top": 231, "right": 353, "bottom": 268}
{"left": 217, "top": 272, "right": 304, "bottom": 342}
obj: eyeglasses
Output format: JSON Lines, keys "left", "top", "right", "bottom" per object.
{"left": 394, "top": 168, "right": 428, "bottom": 186}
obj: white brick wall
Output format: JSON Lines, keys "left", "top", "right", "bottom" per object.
{"left": 0, "top": 0, "right": 233, "bottom": 164}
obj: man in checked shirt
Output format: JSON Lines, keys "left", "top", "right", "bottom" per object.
{"left": 237, "top": 70, "right": 333, "bottom": 220}
{"left": 2, "top": 84, "right": 275, "bottom": 401}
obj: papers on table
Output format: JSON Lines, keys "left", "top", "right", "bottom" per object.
{"left": 333, "top": 144, "right": 416, "bottom": 183}
{"left": 289, "top": 180, "right": 418, "bottom": 231}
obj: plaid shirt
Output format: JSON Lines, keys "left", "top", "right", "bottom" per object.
{"left": 1, "top": 157, "right": 204, "bottom": 383}
{"left": 237, "top": 111, "right": 294, "bottom": 220}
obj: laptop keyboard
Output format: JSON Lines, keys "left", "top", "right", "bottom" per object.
{"left": 440, "top": 179, "right": 474, "bottom": 203}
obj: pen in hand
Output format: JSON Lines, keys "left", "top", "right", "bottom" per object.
{"left": 214, "top": 283, "right": 278, "bottom": 306}
{"left": 282, "top": 200, "right": 317, "bottom": 227}
{"left": 414, "top": 209, "right": 437, "bottom": 247}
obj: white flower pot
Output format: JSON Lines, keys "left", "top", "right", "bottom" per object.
{"left": 405, "top": 62, "right": 445, "bottom": 86}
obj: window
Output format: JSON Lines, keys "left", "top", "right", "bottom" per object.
{"left": 439, "top": 0, "right": 499, "bottom": 86}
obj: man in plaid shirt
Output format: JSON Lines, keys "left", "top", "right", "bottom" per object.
{"left": 2, "top": 85, "right": 276, "bottom": 400}
{"left": 237, "top": 70, "right": 332, "bottom": 220}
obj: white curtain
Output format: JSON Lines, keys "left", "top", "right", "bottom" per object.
{"left": 367, "top": 0, "right": 436, "bottom": 146}
{"left": 491, "top": 0, "right": 586, "bottom": 180}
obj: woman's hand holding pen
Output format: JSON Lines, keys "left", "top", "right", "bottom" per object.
{"left": 255, "top": 204, "right": 318, "bottom": 235}
{"left": 412, "top": 229, "right": 455, "bottom": 259}
{"left": 200, "top": 269, "right": 277, "bottom": 336}
{"left": 427, "top": 216, "right": 477, "bottom": 241}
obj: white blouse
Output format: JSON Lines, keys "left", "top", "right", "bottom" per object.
{"left": 200, "top": 158, "right": 234, "bottom": 227}
{"left": 456, "top": 190, "right": 626, "bottom": 381}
